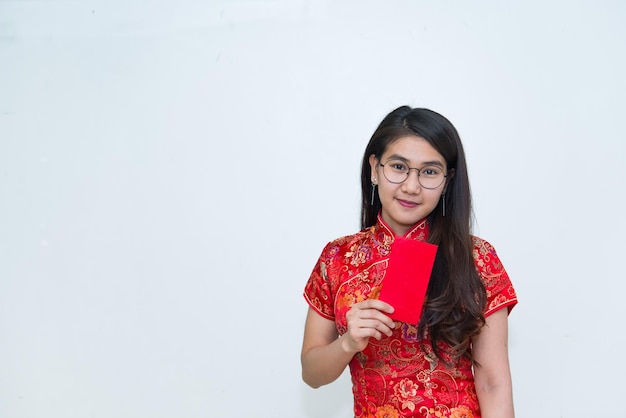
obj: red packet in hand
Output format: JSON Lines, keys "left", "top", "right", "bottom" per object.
{"left": 378, "top": 238, "right": 438, "bottom": 324}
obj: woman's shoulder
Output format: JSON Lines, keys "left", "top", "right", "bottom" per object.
{"left": 316, "top": 227, "right": 375, "bottom": 262}
{"left": 324, "top": 227, "right": 372, "bottom": 249}
{"left": 470, "top": 235, "right": 508, "bottom": 272}
{"left": 470, "top": 236, "right": 518, "bottom": 314}
{"left": 470, "top": 235, "right": 498, "bottom": 255}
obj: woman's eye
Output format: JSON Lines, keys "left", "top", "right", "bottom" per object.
{"left": 422, "top": 167, "right": 439, "bottom": 176}
{"left": 391, "top": 162, "right": 408, "bottom": 171}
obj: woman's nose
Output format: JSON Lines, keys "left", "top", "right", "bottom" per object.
{"left": 402, "top": 170, "right": 422, "bottom": 193}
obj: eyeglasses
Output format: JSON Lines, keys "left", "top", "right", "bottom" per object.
{"left": 380, "top": 159, "right": 447, "bottom": 189}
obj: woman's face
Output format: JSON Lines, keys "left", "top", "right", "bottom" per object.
{"left": 369, "top": 136, "right": 448, "bottom": 236}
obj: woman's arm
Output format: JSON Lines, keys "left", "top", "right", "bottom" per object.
{"left": 471, "top": 308, "right": 514, "bottom": 418}
{"left": 300, "top": 308, "right": 352, "bottom": 388}
{"left": 301, "top": 300, "right": 395, "bottom": 388}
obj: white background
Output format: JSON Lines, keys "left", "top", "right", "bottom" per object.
{"left": 1, "top": 1, "right": 625, "bottom": 417}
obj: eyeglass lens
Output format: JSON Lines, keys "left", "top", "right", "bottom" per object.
{"left": 382, "top": 159, "right": 445, "bottom": 189}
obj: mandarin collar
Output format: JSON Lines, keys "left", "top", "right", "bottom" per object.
{"left": 374, "top": 213, "right": 429, "bottom": 242}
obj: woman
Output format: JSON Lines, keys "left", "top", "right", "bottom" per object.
{"left": 301, "top": 106, "right": 517, "bottom": 418}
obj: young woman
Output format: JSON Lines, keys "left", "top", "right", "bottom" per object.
{"left": 301, "top": 106, "right": 517, "bottom": 418}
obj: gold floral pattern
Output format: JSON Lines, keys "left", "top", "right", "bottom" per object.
{"left": 304, "top": 215, "right": 517, "bottom": 417}
{"left": 374, "top": 404, "right": 401, "bottom": 418}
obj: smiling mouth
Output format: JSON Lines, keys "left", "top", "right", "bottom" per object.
{"left": 396, "top": 198, "right": 419, "bottom": 208}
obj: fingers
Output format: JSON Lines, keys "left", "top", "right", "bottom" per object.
{"left": 341, "top": 323, "right": 390, "bottom": 354}
{"left": 356, "top": 298, "right": 395, "bottom": 314}
{"left": 350, "top": 312, "right": 395, "bottom": 334}
{"left": 357, "top": 319, "right": 395, "bottom": 338}
{"left": 349, "top": 299, "right": 396, "bottom": 332}
{"left": 342, "top": 299, "right": 397, "bottom": 353}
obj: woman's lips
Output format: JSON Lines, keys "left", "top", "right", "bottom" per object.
{"left": 396, "top": 198, "right": 418, "bottom": 208}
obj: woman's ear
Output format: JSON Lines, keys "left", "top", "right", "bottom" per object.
{"left": 443, "top": 168, "right": 455, "bottom": 193}
{"left": 368, "top": 154, "right": 379, "bottom": 184}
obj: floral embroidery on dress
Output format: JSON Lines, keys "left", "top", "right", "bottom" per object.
{"left": 449, "top": 405, "right": 474, "bottom": 418}
{"left": 374, "top": 404, "right": 401, "bottom": 418}
{"left": 418, "top": 404, "right": 474, "bottom": 418}
{"left": 347, "top": 242, "right": 374, "bottom": 267}
{"left": 393, "top": 378, "right": 422, "bottom": 412}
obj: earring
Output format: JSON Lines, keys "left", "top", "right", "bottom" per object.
{"left": 370, "top": 183, "right": 377, "bottom": 205}
{"left": 441, "top": 193, "right": 446, "bottom": 217}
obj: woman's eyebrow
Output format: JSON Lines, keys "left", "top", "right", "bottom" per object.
{"left": 421, "top": 160, "right": 445, "bottom": 168}
{"left": 385, "top": 154, "right": 445, "bottom": 167}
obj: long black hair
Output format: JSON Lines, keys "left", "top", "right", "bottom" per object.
{"left": 360, "top": 106, "right": 487, "bottom": 363}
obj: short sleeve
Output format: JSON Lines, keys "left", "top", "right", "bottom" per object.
{"left": 473, "top": 238, "right": 518, "bottom": 317}
{"left": 303, "top": 243, "right": 336, "bottom": 320}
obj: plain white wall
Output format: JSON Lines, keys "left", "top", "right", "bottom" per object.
{"left": 1, "top": 1, "right": 625, "bottom": 417}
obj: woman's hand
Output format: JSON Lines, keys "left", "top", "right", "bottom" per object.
{"left": 341, "top": 299, "right": 396, "bottom": 353}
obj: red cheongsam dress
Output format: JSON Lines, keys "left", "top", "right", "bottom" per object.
{"left": 304, "top": 215, "right": 518, "bottom": 418}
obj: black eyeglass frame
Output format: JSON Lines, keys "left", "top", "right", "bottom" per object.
{"left": 379, "top": 162, "right": 448, "bottom": 190}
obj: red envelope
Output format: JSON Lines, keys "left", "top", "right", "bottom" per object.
{"left": 378, "top": 238, "right": 438, "bottom": 324}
